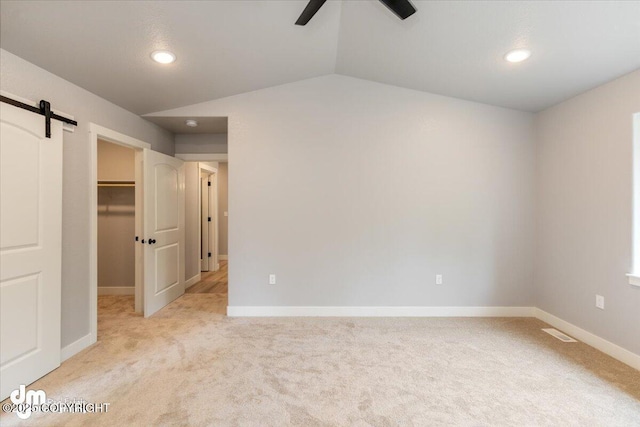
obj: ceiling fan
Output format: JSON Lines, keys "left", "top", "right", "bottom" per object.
{"left": 295, "top": 0, "right": 417, "bottom": 25}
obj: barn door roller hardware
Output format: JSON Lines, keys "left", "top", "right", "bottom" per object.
{"left": 0, "top": 95, "right": 78, "bottom": 138}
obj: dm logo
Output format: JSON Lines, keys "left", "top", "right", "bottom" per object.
{"left": 10, "top": 385, "right": 46, "bottom": 419}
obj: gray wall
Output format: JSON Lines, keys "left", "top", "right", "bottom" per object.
{"left": 151, "top": 75, "right": 536, "bottom": 308}
{"left": 0, "top": 49, "right": 174, "bottom": 347}
{"left": 534, "top": 70, "right": 640, "bottom": 356}
{"left": 8, "top": 47, "right": 636, "bottom": 359}
{"left": 98, "top": 187, "right": 135, "bottom": 287}
{"left": 218, "top": 163, "right": 229, "bottom": 256}
{"left": 175, "top": 133, "right": 227, "bottom": 154}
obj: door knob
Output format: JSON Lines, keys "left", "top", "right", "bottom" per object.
{"left": 148, "top": 239, "right": 156, "bottom": 245}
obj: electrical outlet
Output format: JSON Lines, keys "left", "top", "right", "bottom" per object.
{"left": 435, "top": 274, "right": 443, "bottom": 285}
{"left": 595, "top": 294, "right": 605, "bottom": 310}
{"left": 269, "top": 274, "right": 276, "bottom": 285}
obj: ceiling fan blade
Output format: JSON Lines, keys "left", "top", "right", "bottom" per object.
{"left": 378, "top": 0, "right": 417, "bottom": 20}
{"left": 295, "top": 0, "right": 328, "bottom": 26}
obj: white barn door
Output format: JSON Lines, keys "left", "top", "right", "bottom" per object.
{"left": 143, "top": 149, "right": 185, "bottom": 317}
{"left": 0, "top": 102, "right": 62, "bottom": 400}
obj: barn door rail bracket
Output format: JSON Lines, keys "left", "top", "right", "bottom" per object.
{"left": 0, "top": 95, "right": 78, "bottom": 138}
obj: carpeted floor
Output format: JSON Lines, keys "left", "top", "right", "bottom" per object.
{"left": 2, "top": 295, "right": 639, "bottom": 426}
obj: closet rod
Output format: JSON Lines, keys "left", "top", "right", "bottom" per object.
{"left": 0, "top": 95, "right": 78, "bottom": 138}
{"left": 98, "top": 181, "right": 135, "bottom": 187}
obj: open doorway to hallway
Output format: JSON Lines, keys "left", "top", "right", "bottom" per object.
{"left": 142, "top": 115, "right": 229, "bottom": 310}
{"left": 187, "top": 260, "right": 228, "bottom": 296}
{"left": 185, "top": 161, "right": 228, "bottom": 309}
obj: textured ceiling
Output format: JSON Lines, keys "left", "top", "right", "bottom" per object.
{"left": 1, "top": 0, "right": 639, "bottom": 115}
{"left": 336, "top": 1, "right": 640, "bottom": 112}
{"left": 0, "top": 0, "right": 341, "bottom": 114}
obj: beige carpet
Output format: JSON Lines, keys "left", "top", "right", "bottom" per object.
{"left": 2, "top": 295, "right": 639, "bottom": 426}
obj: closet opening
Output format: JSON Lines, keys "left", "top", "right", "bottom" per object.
{"left": 97, "top": 139, "right": 138, "bottom": 311}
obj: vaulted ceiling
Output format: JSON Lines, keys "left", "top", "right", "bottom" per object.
{"left": 1, "top": 0, "right": 639, "bottom": 115}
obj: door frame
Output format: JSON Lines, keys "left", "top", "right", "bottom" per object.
{"left": 88, "top": 124, "right": 149, "bottom": 344}
{"left": 199, "top": 163, "right": 219, "bottom": 272}
{"left": 200, "top": 173, "right": 210, "bottom": 272}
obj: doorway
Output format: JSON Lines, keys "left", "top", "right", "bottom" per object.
{"left": 89, "top": 124, "right": 148, "bottom": 344}
{"left": 88, "top": 123, "right": 187, "bottom": 355}
{"left": 185, "top": 161, "right": 228, "bottom": 312}
{"left": 97, "top": 140, "right": 137, "bottom": 307}
{"left": 200, "top": 165, "right": 218, "bottom": 272}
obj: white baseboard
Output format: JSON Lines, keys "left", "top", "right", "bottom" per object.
{"left": 61, "top": 333, "right": 94, "bottom": 362}
{"left": 534, "top": 308, "right": 640, "bottom": 371}
{"left": 219, "top": 255, "right": 228, "bottom": 260}
{"left": 98, "top": 286, "right": 134, "bottom": 295}
{"left": 226, "top": 305, "right": 638, "bottom": 370}
{"left": 226, "top": 306, "right": 535, "bottom": 317}
{"left": 185, "top": 273, "right": 202, "bottom": 289}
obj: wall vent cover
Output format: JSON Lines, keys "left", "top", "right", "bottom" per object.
{"left": 542, "top": 328, "right": 577, "bottom": 343}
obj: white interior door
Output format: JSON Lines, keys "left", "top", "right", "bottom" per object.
{"left": 0, "top": 102, "right": 62, "bottom": 400}
{"left": 201, "top": 175, "right": 209, "bottom": 272}
{"left": 143, "top": 149, "right": 185, "bottom": 317}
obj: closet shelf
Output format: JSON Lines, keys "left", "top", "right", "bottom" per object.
{"left": 98, "top": 180, "right": 135, "bottom": 187}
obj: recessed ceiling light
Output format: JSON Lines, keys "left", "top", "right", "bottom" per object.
{"left": 151, "top": 50, "right": 176, "bottom": 64}
{"left": 185, "top": 119, "right": 198, "bottom": 127}
{"left": 504, "top": 49, "right": 531, "bottom": 63}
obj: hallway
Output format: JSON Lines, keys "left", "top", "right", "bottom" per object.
{"left": 186, "top": 260, "right": 228, "bottom": 296}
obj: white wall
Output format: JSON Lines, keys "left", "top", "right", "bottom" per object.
{"left": 0, "top": 49, "right": 174, "bottom": 347}
{"left": 150, "top": 75, "right": 536, "bottom": 308}
{"left": 175, "top": 133, "right": 227, "bottom": 154}
{"left": 535, "top": 70, "right": 640, "bottom": 356}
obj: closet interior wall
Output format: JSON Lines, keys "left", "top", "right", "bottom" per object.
{"left": 97, "top": 140, "right": 135, "bottom": 292}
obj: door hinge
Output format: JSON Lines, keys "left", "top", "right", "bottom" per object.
{"left": 208, "top": 181, "right": 211, "bottom": 187}
{"left": 135, "top": 236, "right": 139, "bottom": 241}
{"left": 208, "top": 252, "right": 212, "bottom": 257}
{"left": 208, "top": 216, "right": 211, "bottom": 222}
